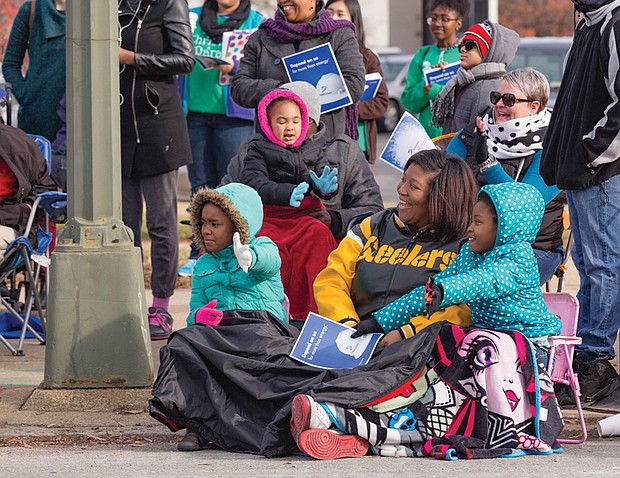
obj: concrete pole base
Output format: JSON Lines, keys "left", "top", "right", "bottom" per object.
{"left": 42, "top": 248, "right": 154, "bottom": 388}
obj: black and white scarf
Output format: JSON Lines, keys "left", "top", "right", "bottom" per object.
{"left": 482, "top": 108, "right": 551, "bottom": 161}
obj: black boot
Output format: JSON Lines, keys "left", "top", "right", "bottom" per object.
{"left": 178, "top": 430, "right": 204, "bottom": 452}
{"left": 578, "top": 358, "right": 619, "bottom": 402}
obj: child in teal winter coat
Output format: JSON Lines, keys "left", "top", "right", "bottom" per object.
{"left": 187, "top": 182, "right": 287, "bottom": 326}
{"left": 356, "top": 181, "right": 561, "bottom": 345}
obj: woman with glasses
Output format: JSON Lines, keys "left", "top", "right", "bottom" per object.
{"left": 400, "top": 0, "right": 470, "bottom": 139}
{"left": 447, "top": 67, "right": 566, "bottom": 284}
{"left": 431, "top": 20, "right": 519, "bottom": 136}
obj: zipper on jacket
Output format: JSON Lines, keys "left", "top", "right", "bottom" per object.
{"left": 130, "top": 18, "right": 143, "bottom": 144}
{"left": 129, "top": 5, "right": 151, "bottom": 144}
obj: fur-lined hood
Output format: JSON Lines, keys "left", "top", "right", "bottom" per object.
{"left": 190, "top": 183, "right": 263, "bottom": 253}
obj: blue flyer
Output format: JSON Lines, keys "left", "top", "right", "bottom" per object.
{"left": 282, "top": 43, "right": 353, "bottom": 114}
{"left": 289, "top": 313, "right": 382, "bottom": 369}
{"left": 423, "top": 61, "right": 461, "bottom": 86}
{"left": 379, "top": 112, "right": 436, "bottom": 171}
{"left": 359, "top": 72, "right": 382, "bottom": 102}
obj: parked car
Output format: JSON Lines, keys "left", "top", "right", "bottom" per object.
{"left": 507, "top": 36, "right": 572, "bottom": 108}
{"left": 375, "top": 37, "right": 571, "bottom": 132}
{"left": 376, "top": 53, "right": 412, "bottom": 132}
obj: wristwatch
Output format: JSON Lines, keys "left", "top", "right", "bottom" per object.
{"left": 478, "top": 157, "right": 499, "bottom": 173}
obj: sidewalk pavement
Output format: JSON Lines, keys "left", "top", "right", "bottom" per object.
{"left": 0, "top": 287, "right": 191, "bottom": 447}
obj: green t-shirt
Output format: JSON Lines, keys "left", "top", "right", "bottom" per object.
{"left": 187, "top": 14, "right": 229, "bottom": 114}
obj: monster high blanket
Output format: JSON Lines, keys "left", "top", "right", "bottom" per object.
{"left": 320, "top": 325, "right": 564, "bottom": 459}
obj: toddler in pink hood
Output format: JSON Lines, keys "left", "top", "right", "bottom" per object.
{"left": 241, "top": 81, "right": 339, "bottom": 207}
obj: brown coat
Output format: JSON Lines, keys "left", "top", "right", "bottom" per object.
{"left": 357, "top": 46, "right": 389, "bottom": 163}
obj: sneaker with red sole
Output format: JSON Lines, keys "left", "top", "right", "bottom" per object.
{"left": 290, "top": 394, "right": 332, "bottom": 441}
{"left": 297, "top": 428, "right": 369, "bottom": 460}
{"left": 148, "top": 307, "right": 173, "bottom": 340}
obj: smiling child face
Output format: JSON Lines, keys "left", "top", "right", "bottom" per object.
{"left": 467, "top": 199, "right": 497, "bottom": 255}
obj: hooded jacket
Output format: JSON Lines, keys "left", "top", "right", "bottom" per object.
{"left": 436, "top": 21, "right": 520, "bottom": 135}
{"left": 242, "top": 88, "right": 333, "bottom": 205}
{"left": 374, "top": 182, "right": 562, "bottom": 340}
{"left": 540, "top": 0, "right": 620, "bottom": 189}
{"left": 187, "top": 183, "right": 287, "bottom": 324}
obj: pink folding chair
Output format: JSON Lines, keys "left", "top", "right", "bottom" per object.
{"left": 543, "top": 292, "right": 587, "bottom": 444}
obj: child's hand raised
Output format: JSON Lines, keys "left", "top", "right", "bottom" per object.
{"left": 233, "top": 232, "right": 252, "bottom": 273}
{"left": 309, "top": 166, "right": 338, "bottom": 196}
{"left": 289, "top": 182, "right": 309, "bottom": 207}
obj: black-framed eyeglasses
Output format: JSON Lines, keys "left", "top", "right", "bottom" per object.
{"left": 427, "top": 16, "right": 459, "bottom": 25}
{"left": 490, "top": 91, "right": 535, "bottom": 108}
{"left": 458, "top": 40, "right": 478, "bottom": 52}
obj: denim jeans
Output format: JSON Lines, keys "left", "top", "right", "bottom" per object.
{"left": 186, "top": 111, "right": 254, "bottom": 191}
{"left": 533, "top": 247, "right": 563, "bottom": 285}
{"left": 567, "top": 175, "right": 620, "bottom": 361}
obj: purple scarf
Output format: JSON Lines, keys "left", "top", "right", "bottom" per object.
{"left": 260, "top": 9, "right": 359, "bottom": 139}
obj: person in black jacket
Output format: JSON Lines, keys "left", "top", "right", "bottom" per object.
{"left": 540, "top": 0, "right": 620, "bottom": 404}
{"left": 540, "top": 0, "right": 620, "bottom": 406}
{"left": 118, "top": 0, "right": 195, "bottom": 341}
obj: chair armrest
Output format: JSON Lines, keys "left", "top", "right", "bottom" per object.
{"left": 548, "top": 335, "right": 582, "bottom": 347}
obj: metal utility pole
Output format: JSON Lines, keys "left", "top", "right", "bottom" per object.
{"left": 43, "top": 0, "right": 153, "bottom": 388}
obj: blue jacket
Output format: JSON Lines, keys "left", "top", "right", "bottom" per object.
{"left": 374, "top": 182, "right": 562, "bottom": 339}
{"left": 187, "top": 183, "right": 287, "bottom": 325}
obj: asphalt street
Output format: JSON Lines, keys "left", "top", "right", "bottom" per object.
{"left": 2, "top": 440, "right": 620, "bottom": 477}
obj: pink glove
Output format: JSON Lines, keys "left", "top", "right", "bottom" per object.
{"left": 195, "top": 299, "right": 223, "bottom": 326}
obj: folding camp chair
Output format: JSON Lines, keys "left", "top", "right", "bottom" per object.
{"left": 544, "top": 292, "right": 587, "bottom": 444}
{"left": 0, "top": 135, "right": 66, "bottom": 356}
{"left": 545, "top": 207, "right": 573, "bottom": 292}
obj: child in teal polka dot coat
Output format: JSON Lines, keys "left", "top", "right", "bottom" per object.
{"left": 372, "top": 182, "right": 561, "bottom": 342}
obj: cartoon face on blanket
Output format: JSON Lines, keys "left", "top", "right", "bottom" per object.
{"left": 457, "top": 329, "right": 530, "bottom": 420}
{"left": 320, "top": 324, "right": 563, "bottom": 459}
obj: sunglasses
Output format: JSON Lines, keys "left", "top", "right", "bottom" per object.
{"left": 458, "top": 40, "right": 478, "bottom": 52}
{"left": 490, "top": 91, "right": 535, "bottom": 107}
